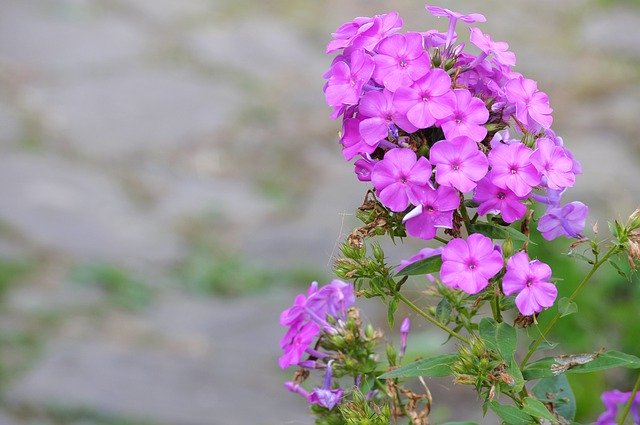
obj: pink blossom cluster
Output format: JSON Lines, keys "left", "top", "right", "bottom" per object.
{"left": 324, "top": 5, "right": 589, "bottom": 316}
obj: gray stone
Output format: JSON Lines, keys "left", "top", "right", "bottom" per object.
{"left": 7, "top": 293, "right": 313, "bottom": 425}
{"left": 0, "top": 0, "right": 149, "bottom": 77}
{"left": 23, "top": 68, "right": 240, "bottom": 159}
{"left": 0, "top": 153, "right": 181, "bottom": 267}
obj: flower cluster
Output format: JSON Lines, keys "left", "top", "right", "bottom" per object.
{"left": 323, "top": 4, "right": 589, "bottom": 316}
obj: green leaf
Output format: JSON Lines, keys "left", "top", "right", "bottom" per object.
{"left": 441, "top": 423, "right": 479, "bottom": 425}
{"left": 532, "top": 374, "right": 576, "bottom": 422}
{"left": 507, "top": 358, "right": 525, "bottom": 392}
{"left": 379, "top": 353, "right": 458, "bottom": 379}
{"left": 469, "top": 222, "right": 531, "bottom": 243}
{"left": 395, "top": 255, "right": 442, "bottom": 276}
{"left": 557, "top": 297, "right": 578, "bottom": 317}
{"left": 436, "top": 298, "right": 452, "bottom": 323}
{"left": 387, "top": 296, "right": 398, "bottom": 328}
{"left": 529, "top": 339, "right": 559, "bottom": 352}
{"left": 496, "top": 322, "right": 517, "bottom": 359}
{"left": 523, "top": 350, "right": 640, "bottom": 380}
{"left": 488, "top": 401, "right": 534, "bottom": 425}
{"left": 478, "top": 317, "right": 498, "bottom": 352}
{"left": 522, "top": 397, "right": 557, "bottom": 422}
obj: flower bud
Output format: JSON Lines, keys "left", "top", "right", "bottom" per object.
{"left": 372, "top": 242, "right": 385, "bottom": 263}
{"left": 386, "top": 343, "right": 397, "bottom": 366}
{"left": 502, "top": 238, "right": 514, "bottom": 258}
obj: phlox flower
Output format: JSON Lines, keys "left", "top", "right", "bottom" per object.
{"left": 440, "top": 89, "right": 489, "bottom": 142}
{"left": 324, "top": 49, "right": 374, "bottom": 109}
{"left": 538, "top": 201, "right": 588, "bottom": 240}
{"left": 425, "top": 5, "right": 486, "bottom": 50}
{"left": 429, "top": 136, "right": 489, "bottom": 193}
{"left": 505, "top": 76, "right": 553, "bottom": 131}
{"left": 308, "top": 362, "right": 343, "bottom": 410}
{"left": 403, "top": 186, "right": 460, "bottom": 240}
{"left": 326, "top": 16, "right": 377, "bottom": 53}
{"left": 502, "top": 252, "right": 557, "bottom": 316}
{"left": 440, "top": 233, "right": 503, "bottom": 294}
{"left": 595, "top": 390, "right": 640, "bottom": 425}
{"left": 473, "top": 177, "right": 527, "bottom": 223}
{"left": 488, "top": 142, "right": 541, "bottom": 197}
{"left": 279, "top": 322, "right": 319, "bottom": 369}
{"left": 393, "top": 68, "right": 456, "bottom": 129}
{"left": 359, "top": 89, "right": 418, "bottom": 146}
{"left": 372, "top": 32, "right": 431, "bottom": 91}
{"left": 371, "top": 148, "right": 432, "bottom": 212}
{"left": 530, "top": 138, "right": 575, "bottom": 190}
{"left": 350, "top": 12, "right": 404, "bottom": 52}
{"left": 340, "top": 117, "right": 374, "bottom": 161}
{"left": 469, "top": 27, "right": 516, "bottom": 67}
{"left": 354, "top": 156, "right": 376, "bottom": 182}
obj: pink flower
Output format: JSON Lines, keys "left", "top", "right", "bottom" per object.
{"left": 505, "top": 76, "right": 553, "bottom": 131}
{"left": 440, "top": 234, "right": 503, "bottom": 294}
{"left": 538, "top": 201, "right": 588, "bottom": 240}
{"left": 473, "top": 177, "right": 527, "bottom": 223}
{"left": 429, "top": 136, "right": 489, "bottom": 192}
{"left": 359, "top": 90, "right": 418, "bottom": 145}
{"left": 469, "top": 27, "right": 516, "bottom": 67}
{"left": 488, "top": 142, "right": 541, "bottom": 197}
{"left": 393, "top": 68, "right": 456, "bottom": 129}
{"left": 351, "top": 12, "right": 404, "bottom": 52}
{"left": 372, "top": 32, "right": 431, "bottom": 91}
{"left": 340, "top": 117, "right": 374, "bottom": 161}
{"left": 530, "top": 138, "right": 575, "bottom": 190}
{"left": 371, "top": 148, "right": 432, "bottom": 212}
{"left": 425, "top": 5, "right": 486, "bottom": 50}
{"left": 403, "top": 186, "right": 460, "bottom": 240}
{"left": 324, "top": 49, "right": 375, "bottom": 109}
{"left": 502, "top": 252, "right": 557, "bottom": 316}
{"left": 440, "top": 89, "right": 489, "bottom": 142}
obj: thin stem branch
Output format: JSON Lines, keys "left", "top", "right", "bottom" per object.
{"left": 396, "top": 292, "right": 470, "bottom": 344}
{"left": 434, "top": 236, "right": 449, "bottom": 244}
{"left": 520, "top": 245, "right": 619, "bottom": 367}
{"left": 618, "top": 373, "right": 640, "bottom": 425}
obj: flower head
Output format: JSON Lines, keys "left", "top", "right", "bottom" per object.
{"left": 473, "top": 177, "right": 527, "bottom": 223}
{"left": 440, "top": 233, "right": 503, "bottom": 294}
{"left": 502, "top": 252, "right": 557, "bottom": 316}
{"left": 469, "top": 27, "right": 516, "bottom": 67}
{"left": 425, "top": 5, "right": 486, "bottom": 50}
{"left": 308, "top": 361, "right": 344, "bottom": 410}
{"left": 371, "top": 148, "right": 433, "bottom": 212}
{"left": 538, "top": 201, "right": 588, "bottom": 240}
{"left": 440, "top": 89, "right": 489, "bottom": 142}
{"left": 429, "top": 136, "right": 489, "bottom": 192}
{"left": 324, "top": 49, "right": 375, "bottom": 109}
{"left": 530, "top": 137, "right": 575, "bottom": 190}
{"left": 505, "top": 76, "right": 553, "bottom": 131}
{"left": 372, "top": 32, "right": 430, "bottom": 91}
{"left": 488, "top": 142, "right": 541, "bottom": 197}
{"left": 403, "top": 185, "right": 460, "bottom": 240}
{"left": 359, "top": 90, "right": 418, "bottom": 145}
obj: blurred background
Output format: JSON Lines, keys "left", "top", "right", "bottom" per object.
{"left": 0, "top": 0, "right": 639, "bottom": 424}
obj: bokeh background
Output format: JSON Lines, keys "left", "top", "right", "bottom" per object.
{"left": 0, "top": 0, "right": 639, "bottom": 424}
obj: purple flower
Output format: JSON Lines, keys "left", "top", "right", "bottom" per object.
{"left": 429, "top": 136, "right": 489, "bottom": 193}
{"left": 351, "top": 12, "right": 404, "bottom": 52}
{"left": 393, "top": 68, "right": 456, "bottom": 129}
{"left": 372, "top": 32, "right": 431, "bottom": 91}
{"left": 324, "top": 49, "right": 375, "bottom": 109}
{"left": 341, "top": 117, "right": 375, "bottom": 161}
{"left": 538, "top": 201, "right": 588, "bottom": 240}
{"left": 354, "top": 157, "right": 376, "bottom": 182}
{"left": 399, "top": 317, "right": 410, "bottom": 358}
{"left": 596, "top": 390, "right": 640, "bottom": 425}
{"left": 502, "top": 252, "right": 557, "bottom": 316}
{"left": 440, "top": 89, "right": 489, "bottom": 142}
{"left": 307, "top": 279, "right": 356, "bottom": 320}
{"left": 440, "top": 233, "right": 504, "bottom": 294}
{"left": 404, "top": 186, "right": 460, "bottom": 240}
{"left": 425, "top": 5, "right": 486, "bottom": 50}
{"left": 531, "top": 188, "right": 565, "bottom": 208}
{"left": 505, "top": 76, "right": 553, "bottom": 131}
{"left": 397, "top": 247, "right": 443, "bottom": 281}
{"left": 473, "top": 177, "right": 527, "bottom": 223}
{"left": 326, "top": 16, "right": 376, "bottom": 53}
{"left": 371, "top": 148, "right": 433, "bottom": 212}
{"left": 530, "top": 138, "right": 575, "bottom": 190}
{"left": 308, "top": 362, "right": 343, "bottom": 410}
{"left": 488, "top": 142, "right": 541, "bottom": 197}
{"left": 279, "top": 322, "right": 320, "bottom": 369}
{"left": 469, "top": 27, "right": 516, "bottom": 67}
{"left": 359, "top": 90, "right": 418, "bottom": 146}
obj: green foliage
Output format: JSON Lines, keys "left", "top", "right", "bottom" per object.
{"left": 0, "top": 258, "right": 32, "bottom": 303}
{"left": 533, "top": 374, "right": 577, "bottom": 422}
{"left": 468, "top": 222, "right": 530, "bottom": 243}
{"left": 379, "top": 353, "right": 458, "bottom": 379}
{"left": 523, "top": 350, "right": 640, "bottom": 380}
{"left": 488, "top": 401, "right": 535, "bottom": 425}
{"left": 71, "top": 263, "right": 153, "bottom": 310}
{"left": 336, "top": 389, "right": 391, "bottom": 425}
{"left": 395, "top": 254, "right": 442, "bottom": 276}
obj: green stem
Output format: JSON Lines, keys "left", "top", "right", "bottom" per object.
{"left": 396, "top": 292, "right": 470, "bottom": 344}
{"left": 459, "top": 204, "right": 472, "bottom": 234}
{"left": 492, "top": 283, "right": 503, "bottom": 323}
{"left": 520, "top": 245, "right": 619, "bottom": 368}
{"left": 434, "top": 236, "right": 449, "bottom": 244}
{"left": 618, "top": 373, "right": 640, "bottom": 425}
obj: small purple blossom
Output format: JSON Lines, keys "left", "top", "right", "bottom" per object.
{"left": 404, "top": 186, "right": 460, "bottom": 240}
{"left": 429, "top": 136, "right": 489, "bottom": 192}
{"left": 425, "top": 5, "right": 486, "bottom": 50}
{"left": 505, "top": 76, "right": 553, "bottom": 131}
{"left": 488, "top": 142, "right": 541, "bottom": 197}
{"left": 502, "top": 252, "right": 557, "bottom": 316}
{"left": 595, "top": 390, "right": 640, "bottom": 425}
{"left": 399, "top": 317, "right": 411, "bottom": 358}
{"left": 538, "top": 201, "right": 588, "bottom": 240}
{"left": 531, "top": 188, "right": 565, "bottom": 208}
{"left": 473, "top": 177, "right": 527, "bottom": 223}
{"left": 440, "top": 89, "right": 489, "bottom": 142}
{"left": 324, "top": 49, "right": 375, "bottom": 109}
{"left": 359, "top": 90, "right": 418, "bottom": 146}
{"left": 351, "top": 12, "right": 404, "bottom": 52}
{"left": 340, "top": 117, "right": 374, "bottom": 161}
{"left": 308, "top": 362, "right": 344, "bottom": 410}
{"left": 530, "top": 137, "right": 575, "bottom": 190}
{"left": 372, "top": 32, "right": 431, "bottom": 91}
{"left": 371, "top": 148, "right": 433, "bottom": 212}
{"left": 354, "top": 157, "right": 376, "bottom": 181}
{"left": 393, "top": 68, "right": 456, "bottom": 129}
{"left": 469, "top": 27, "right": 516, "bottom": 67}
{"left": 440, "top": 233, "right": 503, "bottom": 294}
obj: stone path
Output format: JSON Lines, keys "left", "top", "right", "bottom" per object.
{"left": 0, "top": 0, "right": 639, "bottom": 424}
